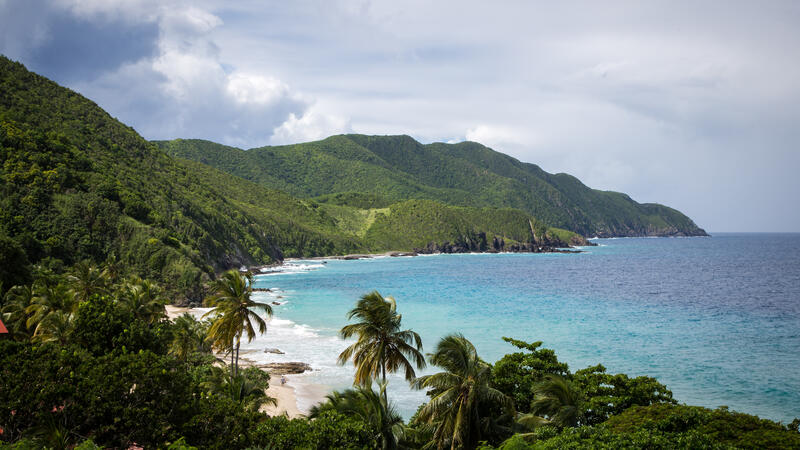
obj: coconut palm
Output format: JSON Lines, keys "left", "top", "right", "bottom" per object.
{"left": 170, "top": 313, "right": 212, "bottom": 361}
{"left": 338, "top": 291, "right": 425, "bottom": 400}
{"left": 202, "top": 365, "right": 276, "bottom": 411}
{"left": 118, "top": 277, "right": 167, "bottom": 324}
{"left": 310, "top": 383, "right": 405, "bottom": 449}
{"left": 1, "top": 284, "right": 34, "bottom": 340}
{"left": 101, "top": 253, "right": 123, "bottom": 283}
{"left": 203, "top": 270, "right": 272, "bottom": 376}
{"left": 31, "top": 310, "right": 74, "bottom": 345}
{"left": 67, "top": 260, "right": 108, "bottom": 303}
{"left": 528, "top": 374, "right": 585, "bottom": 428}
{"left": 412, "top": 334, "right": 513, "bottom": 449}
{"left": 26, "top": 283, "right": 76, "bottom": 336}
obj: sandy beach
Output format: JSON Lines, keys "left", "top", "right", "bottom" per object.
{"left": 165, "top": 305, "right": 327, "bottom": 418}
{"left": 262, "top": 376, "right": 304, "bottom": 418}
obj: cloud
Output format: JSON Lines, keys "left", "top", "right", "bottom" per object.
{"left": 0, "top": 0, "right": 318, "bottom": 148}
{"left": 2, "top": 0, "right": 800, "bottom": 230}
{"left": 271, "top": 106, "right": 352, "bottom": 145}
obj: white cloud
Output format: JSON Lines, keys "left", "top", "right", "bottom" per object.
{"left": 3, "top": 0, "right": 800, "bottom": 230}
{"left": 58, "top": 0, "right": 316, "bottom": 147}
{"left": 271, "top": 107, "right": 352, "bottom": 145}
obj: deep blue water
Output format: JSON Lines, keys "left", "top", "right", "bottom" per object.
{"left": 251, "top": 233, "right": 800, "bottom": 422}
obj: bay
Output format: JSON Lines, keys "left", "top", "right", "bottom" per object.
{"left": 245, "top": 233, "right": 800, "bottom": 423}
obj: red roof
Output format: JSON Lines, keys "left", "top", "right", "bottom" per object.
{"left": 0, "top": 318, "right": 7, "bottom": 334}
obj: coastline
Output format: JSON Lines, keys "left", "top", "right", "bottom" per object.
{"left": 165, "top": 306, "right": 328, "bottom": 418}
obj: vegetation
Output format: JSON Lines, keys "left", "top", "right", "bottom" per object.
{"left": 338, "top": 291, "right": 425, "bottom": 395}
{"left": 309, "top": 385, "right": 405, "bottom": 449}
{"left": 203, "top": 270, "right": 272, "bottom": 376}
{"left": 2, "top": 270, "right": 798, "bottom": 448}
{"left": 0, "top": 56, "right": 364, "bottom": 302}
{"left": 412, "top": 334, "right": 514, "bottom": 449}
{"left": 156, "top": 136, "right": 707, "bottom": 238}
{"left": 0, "top": 56, "right": 592, "bottom": 305}
{"left": 0, "top": 56, "right": 792, "bottom": 449}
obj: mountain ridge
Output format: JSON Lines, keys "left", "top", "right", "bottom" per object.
{"left": 0, "top": 56, "right": 588, "bottom": 301}
{"left": 156, "top": 136, "right": 707, "bottom": 238}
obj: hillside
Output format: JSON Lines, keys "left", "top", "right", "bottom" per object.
{"left": 0, "top": 56, "right": 365, "bottom": 300}
{"left": 0, "top": 57, "right": 585, "bottom": 300}
{"left": 156, "top": 136, "right": 707, "bottom": 237}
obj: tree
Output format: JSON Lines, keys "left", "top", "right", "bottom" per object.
{"left": 169, "top": 313, "right": 211, "bottom": 361}
{"left": 1, "top": 284, "right": 34, "bottom": 340}
{"left": 338, "top": 291, "right": 425, "bottom": 401}
{"left": 25, "top": 282, "right": 76, "bottom": 336}
{"left": 30, "top": 310, "right": 73, "bottom": 345}
{"left": 528, "top": 374, "right": 585, "bottom": 428}
{"left": 412, "top": 334, "right": 513, "bottom": 449}
{"left": 201, "top": 365, "right": 276, "bottom": 412}
{"left": 572, "top": 364, "right": 675, "bottom": 425}
{"left": 309, "top": 383, "right": 404, "bottom": 450}
{"left": 491, "top": 338, "right": 569, "bottom": 413}
{"left": 118, "top": 277, "right": 167, "bottom": 324}
{"left": 67, "top": 260, "right": 108, "bottom": 303}
{"left": 203, "top": 270, "right": 271, "bottom": 376}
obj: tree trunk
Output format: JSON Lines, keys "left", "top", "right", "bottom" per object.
{"left": 381, "top": 362, "right": 387, "bottom": 404}
{"left": 235, "top": 334, "right": 241, "bottom": 377}
{"left": 230, "top": 343, "right": 235, "bottom": 376}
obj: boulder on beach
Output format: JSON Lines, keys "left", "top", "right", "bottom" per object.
{"left": 258, "top": 362, "right": 312, "bottom": 374}
{"left": 264, "top": 347, "right": 285, "bottom": 355}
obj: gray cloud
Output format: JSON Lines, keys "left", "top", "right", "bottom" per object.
{"left": 1, "top": 0, "right": 799, "bottom": 231}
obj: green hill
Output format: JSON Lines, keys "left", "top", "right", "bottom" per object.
{"left": 0, "top": 56, "right": 365, "bottom": 300}
{"left": 156, "top": 136, "right": 707, "bottom": 237}
{"left": 0, "top": 57, "right": 586, "bottom": 300}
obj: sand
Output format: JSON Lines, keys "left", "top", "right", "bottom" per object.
{"left": 165, "top": 305, "right": 193, "bottom": 320}
{"left": 164, "top": 305, "right": 327, "bottom": 418}
{"left": 262, "top": 375, "right": 305, "bottom": 418}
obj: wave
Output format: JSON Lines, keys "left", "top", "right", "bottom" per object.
{"left": 256, "top": 262, "right": 327, "bottom": 276}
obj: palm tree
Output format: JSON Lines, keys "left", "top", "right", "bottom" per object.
{"left": 203, "top": 270, "right": 272, "bottom": 376}
{"left": 170, "top": 313, "right": 212, "bottom": 361}
{"left": 31, "top": 310, "right": 74, "bottom": 345}
{"left": 310, "top": 383, "right": 405, "bottom": 450}
{"left": 118, "top": 277, "right": 167, "bottom": 324}
{"left": 412, "top": 334, "right": 513, "bottom": 449}
{"left": 1, "top": 284, "right": 34, "bottom": 340}
{"left": 528, "top": 374, "right": 585, "bottom": 428}
{"left": 67, "top": 260, "right": 107, "bottom": 303}
{"left": 338, "top": 291, "right": 425, "bottom": 401}
{"left": 26, "top": 283, "right": 76, "bottom": 336}
{"left": 201, "top": 365, "right": 276, "bottom": 412}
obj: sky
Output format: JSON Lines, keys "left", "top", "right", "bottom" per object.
{"left": 1, "top": 0, "right": 799, "bottom": 232}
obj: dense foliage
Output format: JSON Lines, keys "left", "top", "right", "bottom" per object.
{"left": 478, "top": 404, "right": 800, "bottom": 449}
{"left": 156, "top": 135, "right": 707, "bottom": 238}
{"left": 1, "top": 57, "right": 591, "bottom": 303}
{"left": 1, "top": 56, "right": 793, "bottom": 450}
{"left": 0, "top": 56, "right": 363, "bottom": 301}
{"left": 2, "top": 268, "right": 798, "bottom": 448}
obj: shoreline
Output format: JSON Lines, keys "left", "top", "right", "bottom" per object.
{"left": 165, "top": 306, "right": 328, "bottom": 418}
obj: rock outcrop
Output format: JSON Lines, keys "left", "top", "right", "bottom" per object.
{"left": 257, "top": 362, "right": 312, "bottom": 374}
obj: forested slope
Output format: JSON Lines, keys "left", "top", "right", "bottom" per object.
{"left": 0, "top": 56, "right": 364, "bottom": 300}
{"left": 0, "top": 57, "right": 586, "bottom": 300}
{"left": 157, "top": 135, "right": 707, "bottom": 237}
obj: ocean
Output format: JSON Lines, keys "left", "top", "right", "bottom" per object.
{"left": 243, "top": 233, "right": 800, "bottom": 423}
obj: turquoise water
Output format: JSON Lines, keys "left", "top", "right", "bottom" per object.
{"left": 248, "top": 234, "right": 800, "bottom": 423}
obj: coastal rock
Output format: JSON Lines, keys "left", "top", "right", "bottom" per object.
{"left": 263, "top": 347, "right": 285, "bottom": 355}
{"left": 259, "top": 362, "right": 312, "bottom": 374}
{"left": 342, "top": 254, "right": 371, "bottom": 260}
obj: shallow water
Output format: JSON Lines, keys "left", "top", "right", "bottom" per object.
{"left": 243, "top": 233, "right": 800, "bottom": 422}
